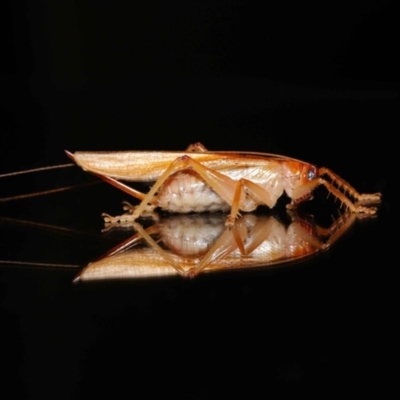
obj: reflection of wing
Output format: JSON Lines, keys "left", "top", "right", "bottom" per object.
{"left": 78, "top": 211, "right": 356, "bottom": 280}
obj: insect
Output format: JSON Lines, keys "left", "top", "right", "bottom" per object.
{"left": 65, "top": 142, "right": 381, "bottom": 226}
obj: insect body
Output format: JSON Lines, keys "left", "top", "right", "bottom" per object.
{"left": 65, "top": 143, "right": 381, "bottom": 225}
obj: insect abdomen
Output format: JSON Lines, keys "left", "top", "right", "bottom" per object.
{"left": 156, "top": 172, "right": 230, "bottom": 213}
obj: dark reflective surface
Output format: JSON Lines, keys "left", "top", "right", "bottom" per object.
{"left": 1, "top": 2, "right": 396, "bottom": 397}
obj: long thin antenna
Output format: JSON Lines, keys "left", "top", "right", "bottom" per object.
{"left": 0, "top": 162, "right": 101, "bottom": 202}
{"left": 0, "top": 163, "right": 74, "bottom": 178}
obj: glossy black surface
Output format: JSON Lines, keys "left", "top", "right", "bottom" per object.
{"left": 1, "top": 2, "right": 396, "bottom": 397}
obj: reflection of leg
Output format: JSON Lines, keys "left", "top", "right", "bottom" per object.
{"left": 184, "top": 221, "right": 244, "bottom": 277}
{"left": 290, "top": 209, "right": 356, "bottom": 250}
{"left": 97, "top": 224, "right": 161, "bottom": 258}
{"left": 132, "top": 218, "right": 248, "bottom": 278}
{"left": 315, "top": 210, "right": 356, "bottom": 249}
{"left": 132, "top": 155, "right": 238, "bottom": 220}
{"left": 185, "top": 215, "right": 278, "bottom": 277}
{"left": 132, "top": 221, "right": 189, "bottom": 276}
{"left": 319, "top": 168, "right": 381, "bottom": 204}
{"left": 235, "top": 216, "right": 277, "bottom": 254}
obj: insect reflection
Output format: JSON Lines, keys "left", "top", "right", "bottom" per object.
{"left": 76, "top": 210, "right": 356, "bottom": 281}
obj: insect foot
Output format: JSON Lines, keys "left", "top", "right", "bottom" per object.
{"left": 103, "top": 203, "right": 158, "bottom": 226}
{"left": 353, "top": 205, "right": 378, "bottom": 217}
{"left": 357, "top": 193, "right": 382, "bottom": 205}
{"left": 358, "top": 206, "right": 377, "bottom": 213}
{"left": 225, "top": 214, "right": 236, "bottom": 228}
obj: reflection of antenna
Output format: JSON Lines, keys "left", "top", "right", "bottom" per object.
{"left": 0, "top": 183, "right": 99, "bottom": 202}
{"left": 0, "top": 215, "right": 112, "bottom": 271}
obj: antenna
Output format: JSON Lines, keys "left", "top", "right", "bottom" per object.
{"left": 0, "top": 163, "right": 98, "bottom": 202}
{"left": 0, "top": 163, "right": 74, "bottom": 178}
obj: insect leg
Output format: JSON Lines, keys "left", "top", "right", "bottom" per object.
{"left": 94, "top": 172, "right": 149, "bottom": 201}
{"left": 102, "top": 203, "right": 160, "bottom": 227}
{"left": 88, "top": 173, "right": 157, "bottom": 224}
{"left": 318, "top": 178, "right": 378, "bottom": 214}
{"left": 185, "top": 142, "right": 209, "bottom": 152}
{"left": 131, "top": 155, "right": 239, "bottom": 220}
{"left": 226, "top": 179, "right": 276, "bottom": 226}
{"left": 319, "top": 168, "right": 381, "bottom": 205}
{"left": 65, "top": 150, "right": 158, "bottom": 224}
{"left": 65, "top": 150, "right": 149, "bottom": 202}
{"left": 290, "top": 178, "right": 378, "bottom": 214}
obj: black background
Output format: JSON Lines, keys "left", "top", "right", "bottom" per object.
{"left": 0, "top": 1, "right": 397, "bottom": 398}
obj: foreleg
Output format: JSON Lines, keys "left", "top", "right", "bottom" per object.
{"left": 289, "top": 177, "right": 378, "bottom": 214}
{"left": 319, "top": 168, "right": 381, "bottom": 205}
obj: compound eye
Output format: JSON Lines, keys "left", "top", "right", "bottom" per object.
{"left": 307, "top": 166, "right": 317, "bottom": 181}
